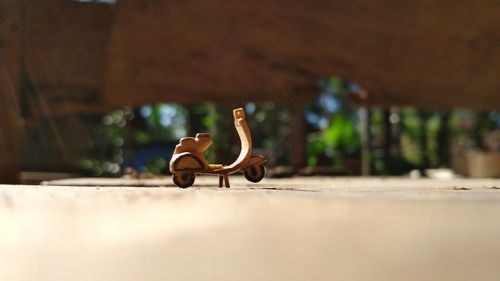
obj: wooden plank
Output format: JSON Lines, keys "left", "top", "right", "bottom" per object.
{"left": 2, "top": 177, "right": 500, "bottom": 281}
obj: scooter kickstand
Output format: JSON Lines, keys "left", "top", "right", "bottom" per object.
{"left": 218, "top": 174, "right": 230, "bottom": 188}
{"left": 218, "top": 175, "right": 224, "bottom": 188}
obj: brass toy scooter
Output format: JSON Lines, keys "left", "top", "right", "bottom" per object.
{"left": 169, "top": 108, "right": 268, "bottom": 188}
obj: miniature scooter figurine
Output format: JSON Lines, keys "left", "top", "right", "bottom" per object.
{"left": 169, "top": 108, "right": 268, "bottom": 188}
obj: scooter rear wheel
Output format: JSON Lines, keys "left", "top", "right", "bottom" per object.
{"left": 173, "top": 172, "right": 195, "bottom": 188}
{"left": 244, "top": 164, "right": 266, "bottom": 183}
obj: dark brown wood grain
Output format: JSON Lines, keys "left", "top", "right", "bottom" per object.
{"left": 104, "top": 0, "right": 500, "bottom": 109}
{"left": 18, "top": 0, "right": 500, "bottom": 113}
{"left": 22, "top": 0, "right": 114, "bottom": 116}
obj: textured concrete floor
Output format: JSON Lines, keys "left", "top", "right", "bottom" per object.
{"left": 1, "top": 176, "right": 500, "bottom": 281}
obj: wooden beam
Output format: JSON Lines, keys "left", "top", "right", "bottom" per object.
{"left": 0, "top": 0, "right": 22, "bottom": 183}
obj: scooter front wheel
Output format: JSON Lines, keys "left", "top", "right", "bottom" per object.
{"left": 244, "top": 164, "right": 266, "bottom": 183}
{"left": 173, "top": 172, "right": 196, "bottom": 188}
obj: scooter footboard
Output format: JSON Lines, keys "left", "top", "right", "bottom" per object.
{"left": 241, "top": 155, "right": 268, "bottom": 170}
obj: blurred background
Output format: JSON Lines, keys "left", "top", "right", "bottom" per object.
{"left": 1, "top": 0, "right": 500, "bottom": 183}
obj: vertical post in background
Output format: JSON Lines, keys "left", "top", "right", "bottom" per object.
{"left": 437, "top": 111, "right": 450, "bottom": 167}
{"left": 290, "top": 103, "right": 306, "bottom": 173}
{"left": 0, "top": 0, "right": 22, "bottom": 183}
{"left": 359, "top": 107, "right": 371, "bottom": 176}
{"left": 382, "top": 108, "right": 392, "bottom": 162}
{"left": 418, "top": 110, "right": 430, "bottom": 172}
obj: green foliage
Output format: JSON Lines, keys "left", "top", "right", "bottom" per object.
{"left": 76, "top": 94, "right": 499, "bottom": 177}
{"left": 134, "top": 104, "right": 188, "bottom": 144}
{"left": 307, "top": 113, "right": 360, "bottom": 166}
{"left": 146, "top": 158, "right": 167, "bottom": 175}
{"left": 323, "top": 113, "right": 359, "bottom": 151}
{"left": 245, "top": 102, "right": 292, "bottom": 165}
{"left": 202, "top": 103, "right": 230, "bottom": 163}
{"left": 399, "top": 109, "right": 426, "bottom": 166}
{"left": 78, "top": 104, "right": 189, "bottom": 176}
{"left": 449, "top": 110, "right": 500, "bottom": 152}
{"left": 306, "top": 77, "right": 360, "bottom": 167}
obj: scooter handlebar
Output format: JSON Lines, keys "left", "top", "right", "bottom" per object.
{"left": 233, "top": 108, "right": 246, "bottom": 120}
